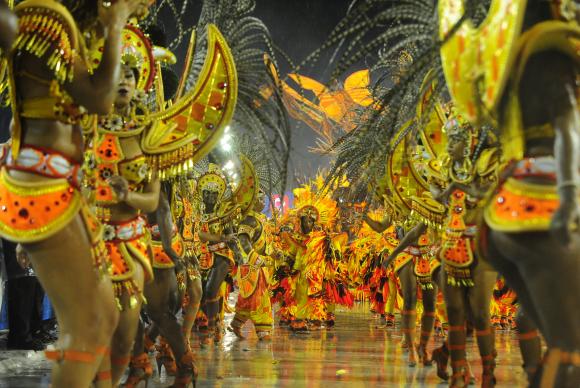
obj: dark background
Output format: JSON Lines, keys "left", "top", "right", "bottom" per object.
{"left": 254, "top": 0, "right": 353, "bottom": 186}
{"left": 0, "top": 0, "right": 355, "bottom": 186}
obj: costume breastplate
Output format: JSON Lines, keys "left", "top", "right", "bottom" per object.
{"left": 439, "top": 0, "right": 528, "bottom": 122}
{"left": 94, "top": 123, "right": 150, "bottom": 205}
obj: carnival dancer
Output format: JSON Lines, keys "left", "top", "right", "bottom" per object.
{"left": 229, "top": 190, "right": 275, "bottom": 340}
{"left": 424, "top": 116, "right": 500, "bottom": 387}
{"left": 282, "top": 184, "right": 341, "bottom": 332}
{"left": 382, "top": 199, "right": 444, "bottom": 368}
{"left": 194, "top": 165, "right": 241, "bottom": 344}
{"left": 173, "top": 178, "right": 203, "bottom": 352}
{"left": 322, "top": 1, "right": 580, "bottom": 385}
{"left": 89, "top": 28, "right": 159, "bottom": 386}
{"left": 88, "top": 17, "right": 236, "bottom": 386}
{"left": 468, "top": 3, "right": 580, "bottom": 386}
{"left": 0, "top": 1, "right": 142, "bottom": 386}
{"left": 270, "top": 216, "right": 299, "bottom": 325}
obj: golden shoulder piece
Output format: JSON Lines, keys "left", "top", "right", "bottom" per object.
{"left": 410, "top": 193, "right": 446, "bottom": 229}
{"left": 232, "top": 155, "right": 259, "bottom": 217}
{"left": 439, "top": 0, "right": 528, "bottom": 122}
{"left": 142, "top": 25, "right": 238, "bottom": 179}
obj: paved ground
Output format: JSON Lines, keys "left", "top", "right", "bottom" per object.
{"left": 0, "top": 304, "right": 528, "bottom": 387}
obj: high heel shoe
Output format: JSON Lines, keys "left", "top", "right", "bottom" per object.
{"left": 156, "top": 338, "right": 177, "bottom": 376}
{"left": 408, "top": 345, "right": 418, "bottom": 367}
{"left": 449, "top": 362, "right": 470, "bottom": 388}
{"left": 481, "top": 355, "right": 496, "bottom": 387}
{"left": 227, "top": 323, "right": 245, "bottom": 339}
{"left": 170, "top": 351, "right": 198, "bottom": 388}
{"left": 122, "top": 353, "right": 153, "bottom": 388}
{"left": 432, "top": 345, "right": 449, "bottom": 381}
{"left": 417, "top": 343, "right": 432, "bottom": 366}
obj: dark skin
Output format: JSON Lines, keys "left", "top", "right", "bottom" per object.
{"left": 198, "top": 189, "right": 237, "bottom": 340}
{"left": 0, "top": 1, "right": 17, "bottom": 53}
{"left": 300, "top": 215, "right": 315, "bottom": 235}
{"left": 12, "top": 2, "right": 142, "bottom": 387}
{"left": 431, "top": 134, "right": 497, "bottom": 386}
{"left": 104, "top": 64, "right": 160, "bottom": 387}
{"left": 363, "top": 213, "right": 391, "bottom": 234}
{"left": 485, "top": 49, "right": 580, "bottom": 387}
{"left": 235, "top": 195, "right": 267, "bottom": 259}
{"left": 380, "top": 221, "right": 439, "bottom": 366}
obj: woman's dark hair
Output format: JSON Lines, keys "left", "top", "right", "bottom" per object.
{"left": 61, "top": 0, "right": 99, "bottom": 30}
{"left": 144, "top": 23, "right": 168, "bottom": 48}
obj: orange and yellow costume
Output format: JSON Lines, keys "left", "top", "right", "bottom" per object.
{"left": 231, "top": 211, "right": 275, "bottom": 337}
{"left": 0, "top": 1, "right": 108, "bottom": 271}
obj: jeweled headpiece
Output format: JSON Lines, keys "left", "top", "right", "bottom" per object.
{"left": 197, "top": 164, "right": 227, "bottom": 200}
{"left": 121, "top": 25, "right": 156, "bottom": 92}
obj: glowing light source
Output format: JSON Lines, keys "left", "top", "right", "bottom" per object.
{"left": 223, "top": 160, "right": 235, "bottom": 170}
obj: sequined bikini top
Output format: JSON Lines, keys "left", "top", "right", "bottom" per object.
{"left": 94, "top": 119, "right": 150, "bottom": 205}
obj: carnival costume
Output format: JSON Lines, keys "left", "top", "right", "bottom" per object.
{"left": 0, "top": 0, "right": 107, "bottom": 271}
{"left": 193, "top": 164, "right": 241, "bottom": 343}
{"left": 86, "top": 18, "right": 237, "bottom": 388}
{"left": 230, "top": 208, "right": 275, "bottom": 339}
{"left": 0, "top": 1, "right": 121, "bottom": 375}
{"left": 438, "top": 2, "right": 580, "bottom": 385}
{"left": 88, "top": 22, "right": 237, "bottom": 311}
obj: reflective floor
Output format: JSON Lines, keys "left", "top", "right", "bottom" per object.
{"left": 0, "top": 304, "right": 528, "bottom": 387}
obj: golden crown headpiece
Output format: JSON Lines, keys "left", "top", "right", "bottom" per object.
{"left": 197, "top": 164, "right": 227, "bottom": 200}
{"left": 121, "top": 25, "right": 156, "bottom": 92}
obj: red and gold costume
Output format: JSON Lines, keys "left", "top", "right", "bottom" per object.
{"left": 231, "top": 210, "right": 274, "bottom": 338}
{"left": 270, "top": 216, "right": 299, "bottom": 324}
{"left": 283, "top": 184, "right": 351, "bottom": 331}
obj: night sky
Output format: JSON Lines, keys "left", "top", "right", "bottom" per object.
{"left": 253, "top": 0, "right": 353, "bottom": 185}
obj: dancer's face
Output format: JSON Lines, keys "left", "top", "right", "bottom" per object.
{"left": 300, "top": 215, "right": 315, "bottom": 234}
{"left": 447, "top": 132, "right": 467, "bottom": 162}
{"left": 202, "top": 189, "right": 219, "bottom": 211}
{"left": 115, "top": 64, "right": 137, "bottom": 109}
{"left": 254, "top": 192, "right": 266, "bottom": 212}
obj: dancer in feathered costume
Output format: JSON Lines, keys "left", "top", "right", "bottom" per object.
{"left": 270, "top": 214, "right": 300, "bottom": 325}
{"left": 229, "top": 185, "right": 275, "bottom": 340}
{"left": 310, "top": 1, "right": 580, "bottom": 386}
{"left": 223, "top": 137, "right": 283, "bottom": 340}
{"left": 281, "top": 182, "right": 351, "bottom": 332}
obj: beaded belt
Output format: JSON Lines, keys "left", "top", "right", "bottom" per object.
{"left": 404, "top": 246, "right": 421, "bottom": 256}
{"left": 149, "top": 223, "right": 178, "bottom": 240}
{"left": 512, "top": 157, "right": 556, "bottom": 180}
{"left": 103, "top": 217, "right": 147, "bottom": 242}
{"left": 208, "top": 241, "right": 227, "bottom": 252}
{"left": 4, "top": 146, "right": 82, "bottom": 188}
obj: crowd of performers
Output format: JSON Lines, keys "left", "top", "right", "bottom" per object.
{"left": 0, "top": 0, "right": 578, "bottom": 388}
